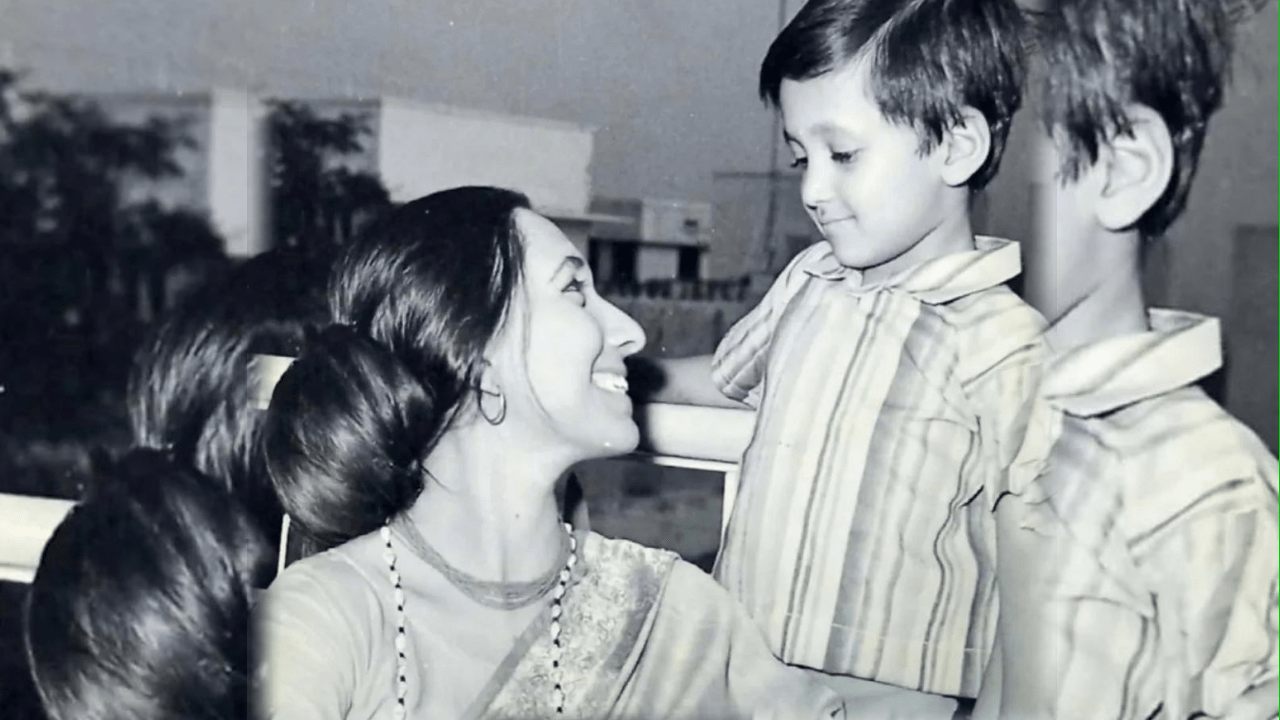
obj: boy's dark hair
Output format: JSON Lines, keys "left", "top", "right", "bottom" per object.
{"left": 760, "top": 0, "right": 1027, "bottom": 189}
{"left": 1036, "top": 0, "right": 1236, "bottom": 237}
{"left": 25, "top": 449, "right": 270, "bottom": 720}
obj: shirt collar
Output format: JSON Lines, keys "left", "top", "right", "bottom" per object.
{"left": 1041, "top": 309, "right": 1222, "bottom": 417}
{"left": 800, "top": 236, "right": 1023, "bottom": 305}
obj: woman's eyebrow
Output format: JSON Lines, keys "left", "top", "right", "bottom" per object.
{"left": 549, "top": 256, "right": 586, "bottom": 282}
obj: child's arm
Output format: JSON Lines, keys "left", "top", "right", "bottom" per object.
{"left": 988, "top": 494, "right": 1064, "bottom": 719}
{"left": 628, "top": 355, "right": 750, "bottom": 409}
{"left": 970, "top": 638, "right": 1002, "bottom": 720}
{"left": 628, "top": 243, "right": 828, "bottom": 411}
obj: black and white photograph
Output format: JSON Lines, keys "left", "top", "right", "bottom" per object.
{"left": 1, "top": 1, "right": 1275, "bottom": 718}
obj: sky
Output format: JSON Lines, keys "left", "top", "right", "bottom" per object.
{"left": 0, "top": 0, "right": 803, "bottom": 203}
{"left": 2, "top": 0, "right": 1275, "bottom": 321}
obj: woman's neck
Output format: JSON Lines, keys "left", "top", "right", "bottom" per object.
{"left": 405, "top": 427, "right": 569, "bottom": 584}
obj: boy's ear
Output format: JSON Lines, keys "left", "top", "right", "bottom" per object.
{"left": 1095, "top": 104, "right": 1174, "bottom": 231}
{"left": 938, "top": 107, "right": 992, "bottom": 187}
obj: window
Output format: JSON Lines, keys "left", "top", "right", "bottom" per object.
{"left": 677, "top": 246, "right": 701, "bottom": 281}
{"left": 612, "top": 242, "right": 637, "bottom": 283}
{"left": 588, "top": 239, "right": 601, "bottom": 276}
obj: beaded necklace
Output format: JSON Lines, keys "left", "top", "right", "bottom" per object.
{"left": 380, "top": 521, "right": 578, "bottom": 717}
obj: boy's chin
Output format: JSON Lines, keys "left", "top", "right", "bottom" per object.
{"left": 828, "top": 239, "right": 891, "bottom": 272}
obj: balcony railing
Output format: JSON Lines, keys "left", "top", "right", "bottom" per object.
{"left": 0, "top": 403, "right": 754, "bottom": 584}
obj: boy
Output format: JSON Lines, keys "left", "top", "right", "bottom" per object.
{"left": 986, "top": 0, "right": 1279, "bottom": 718}
{"left": 652, "top": 0, "right": 1045, "bottom": 713}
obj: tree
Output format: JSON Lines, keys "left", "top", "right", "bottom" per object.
{"left": 265, "top": 100, "right": 392, "bottom": 255}
{"left": 0, "top": 68, "right": 225, "bottom": 426}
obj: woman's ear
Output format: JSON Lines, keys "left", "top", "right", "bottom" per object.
{"left": 1094, "top": 104, "right": 1175, "bottom": 231}
{"left": 938, "top": 106, "right": 993, "bottom": 187}
{"left": 473, "top": 359, "right": 508, "bottom": 426}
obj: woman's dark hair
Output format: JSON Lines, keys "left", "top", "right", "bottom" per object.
{"left": 264, "top": 186, "right": 530, "bottom": 551}
{"left": 128, "top": 248, "right": 329, "bottom": 542}
{"left": 24, "top": 448, "right": 270, "bottom": 720}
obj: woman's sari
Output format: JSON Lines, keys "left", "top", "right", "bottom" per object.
{"left": 255, "top": 530, "right": 844, "bottom": 719}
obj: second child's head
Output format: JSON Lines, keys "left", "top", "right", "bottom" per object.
{"left": 761, "top": 0, "right": 1026, "bottom": 277}
{"left": 1027, "top": 0, "right": 1237, "bottom": 323}
{"left": 1032, "top": 0, "right": 1235, "bottom": 243}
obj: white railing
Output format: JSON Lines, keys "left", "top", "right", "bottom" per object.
{"left": 0, "top": 403, "right": 754, "bottom": 585}
{"left": 629, "top": 402, "right": 754, "bottom": 539}
{"left": 0, "top": 494, "right": 74, "bottom": 583}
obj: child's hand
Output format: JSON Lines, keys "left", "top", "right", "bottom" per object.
{"left": 628, "top": 354, "right": 748, "bottom": 408}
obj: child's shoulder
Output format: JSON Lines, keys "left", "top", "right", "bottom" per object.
{"left": 1078, "top": 387, "right": 1278, "bottom": 545}
{"left": 942, "top": 283, "right": 1048, "bottom": 378}
{"left": 1111, "top": 387, "right": 1276, "bottom": 485}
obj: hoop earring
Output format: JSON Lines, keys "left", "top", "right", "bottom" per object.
{"left": 478, "top": 388, "right": 507, "bottom": 426}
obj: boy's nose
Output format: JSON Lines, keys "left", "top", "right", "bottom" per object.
{"left": 800, "top": 164, "right": 831, "bottom": 211}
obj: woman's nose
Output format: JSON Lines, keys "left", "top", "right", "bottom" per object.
{"left": 601, "top": 299, "right": 646, "bottom": 357}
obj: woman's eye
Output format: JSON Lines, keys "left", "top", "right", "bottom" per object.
{"left": 831, "top": 151, "right": 859, "bottom": 164}
{"left": 565, "top": 279, "right": 588, "bottom": 303}
{"left": 789, "top": 157, "right": 808, "bottom": 169}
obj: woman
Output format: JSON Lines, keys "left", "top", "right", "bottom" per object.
{"left": 24, "top": 449, "right": 270, "bottom": 720}
{"left": 256, "top": 187, "right": 846, "bottom": 719}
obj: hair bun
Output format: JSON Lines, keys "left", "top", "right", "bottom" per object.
{"left": 263, "top": 325, "right": 435, "bottom": 549}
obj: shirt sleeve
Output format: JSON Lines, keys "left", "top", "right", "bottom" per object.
{"left": 711, "top": 242, "right": 828, "bottom": 409}
{"left": 1143, "top": 502, "right": 1278, "bottom": 719}
{"left": 253, "top": 560, "right": 371, "bottom": 720}
{"left": 960, "top": 303, "right": 1048, "bottom": 507}
{"left": 996, "top": 481, "right": 1279, "bottom": 720}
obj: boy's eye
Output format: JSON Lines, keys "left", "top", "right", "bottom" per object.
{"left": 831, "top": 150, "right": 859, "bottom": 164}
{"left": 789, "top": 157, "right": 808, "bottom": 169}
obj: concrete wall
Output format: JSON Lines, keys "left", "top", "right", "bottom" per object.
{"left": 1225, "top": 225, "right": 1278, "bottom": 452}
{"left": 1161, "top": 4, "right": 1278, "bottom": 319}
{"left": 710, "top": 171, "right": 820, "bottom": 280}
{"left": 377, "top": 99, "right": 595, "bottom": 214}
{"left": 208, "top": 89, "right": 268, "bottom": 256}
{"left": 977, "top": 107, "right": 1038, "bottom": 245}
{"left": 636, "top": 245, "right": 681, "bottom": 282}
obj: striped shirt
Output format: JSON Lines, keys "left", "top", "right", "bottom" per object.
{"left": 1002, "top": 310, "right": 1279, "bottom": 719}
{"left": 711, "top": 237, "right": 1047, "bottom": 698}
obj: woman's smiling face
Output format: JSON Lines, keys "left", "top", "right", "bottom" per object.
{"left": 487, "top": 209, "right": 646, "bottom": 462}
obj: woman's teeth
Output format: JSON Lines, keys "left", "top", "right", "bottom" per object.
{"left": 591, "top": 372, "right": 629, "bottom": 393}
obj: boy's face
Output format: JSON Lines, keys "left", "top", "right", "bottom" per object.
{"left": 779, "top": 61, "right": 954, "bottom": 280}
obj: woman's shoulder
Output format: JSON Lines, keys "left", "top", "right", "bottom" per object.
{"left": 582, "top": 534, "right": 749, "bottom": 616}
{"left": 580, "top": 531, "right": 681, "bottom": 578}
{"left": 254, "top": 534, "right": 392, "bottom": 718}
{"left": 260, "top": 531, "right": 387, "bottom": 619}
